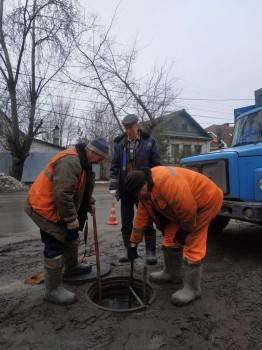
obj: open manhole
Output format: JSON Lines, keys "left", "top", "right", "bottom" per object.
{"left": 87, "top": 276, "right": 156, "bottom": 312}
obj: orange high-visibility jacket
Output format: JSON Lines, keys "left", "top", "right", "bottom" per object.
{"left": 131, "top": 166, "right": 222, "bottom": 244}
{"left": 28, "top": 147, "right": 86, "bottom": 223}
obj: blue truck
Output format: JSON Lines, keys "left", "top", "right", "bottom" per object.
{"left": 180, "top": 88, "right": 262, "bottom": 232}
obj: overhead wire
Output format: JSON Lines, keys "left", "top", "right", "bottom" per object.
{"left": 0, "top": 70, "right": 251, "bottom": 125}
{"left": 0, "top": 90, "right": 238, "bottom": 124}
{"left": 1, "top": 68, "right": 248, "bottom": 101}
{"left": 0, "top": 96, "right": 235, "bottom": 124}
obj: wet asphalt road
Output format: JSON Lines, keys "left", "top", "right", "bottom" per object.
{"left": 0, "top": 184, "right": 119, "bottom": 246}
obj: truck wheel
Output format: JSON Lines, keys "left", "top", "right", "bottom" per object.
{"left": 208, "top": 216, "right": 230, "bottom": 234}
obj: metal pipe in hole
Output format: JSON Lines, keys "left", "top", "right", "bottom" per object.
{"left": 129, "top": 286, "right": 143, "bottom": 306}
{"left": 143, "top": 264, "right": 147, "bottom": 305}
{"left": 128, "top": 259, "right": 134, "bottom": 308}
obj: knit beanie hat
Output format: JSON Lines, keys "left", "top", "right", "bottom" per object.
{"left": 87, "top": 137, "right": 109, "bottom": 158}
{"left": 125, "top": 170, "right": 146, "bottom": 196}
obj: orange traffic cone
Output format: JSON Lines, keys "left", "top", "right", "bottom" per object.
{"left": 106, "top": 202, "right": 119, "bottom": 225}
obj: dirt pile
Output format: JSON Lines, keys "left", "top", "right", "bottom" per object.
{"left": 0, "top": 173, "right": 28, "bottom": 193}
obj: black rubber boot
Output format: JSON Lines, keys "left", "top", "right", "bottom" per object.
{"left": 149, "top": 246, "right": 183, "bottom": 283}
{"left": 171, "top": 260, "right": 203, "bottom": 306}
{"left": 119, "top": 234, "right": 130, "bottom": 263}
{"left": 63, "top": 239, "right": 92, "bottom": 277}
{"left": 44, "top": 256, "right": 77, "bottom": 305}
{"left": 145, "top": 234, "right": 157, "bottom": 265}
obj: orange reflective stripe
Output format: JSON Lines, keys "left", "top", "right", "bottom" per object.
{"left": 164, "top": 166, "right": 176, "bottom": 176}
{"left": 43, "top": 168, "right": 53, "bottom": 180}
{"left": 132, "top": 227, "right": 144, "bottom": 234}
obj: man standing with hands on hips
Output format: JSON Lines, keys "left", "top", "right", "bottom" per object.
{"left": 109, "top": 114, "right": 162, "bottom": 264}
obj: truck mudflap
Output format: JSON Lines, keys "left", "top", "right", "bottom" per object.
{"left": 220, "top": 200, "right": 262, "bottom": 224}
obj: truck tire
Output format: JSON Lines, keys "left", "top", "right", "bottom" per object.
{"left": 208, "top": 216, "right": 230, "bottom": 234}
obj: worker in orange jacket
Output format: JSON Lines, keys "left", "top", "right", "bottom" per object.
{"left": 25, "top": 138, "right": 109, "bottom": 306}
{"left": 125, "top": 166, "right": 223, "bottom": 306}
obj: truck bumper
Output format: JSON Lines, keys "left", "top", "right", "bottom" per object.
{"left": 220, "top": 200, "right": 262, "bottom": 224}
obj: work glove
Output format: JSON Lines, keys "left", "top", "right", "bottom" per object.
{"left": 127, "top": 243, "right": 138, "bottom": 262}
{"left": 174, "top": 227, "right": 189, "bottom": 245}
{"left": 109, "top": 190, "right": 117, "bottom": 197}
{"left": 67, "top": 218, "right": 80, "bottom": 231}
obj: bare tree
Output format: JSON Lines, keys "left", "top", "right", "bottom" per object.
{"left": 67, "top": 12, "right": 181, "bottom": 134}
{"left": 41, "top": 97, "right": 80, "bottom": 147}
{"left": 83, "top": 103, "right": 120, "bottom": 149}
{"left": 101, "top": 43, "right": 181, "bottom": 131}
{"left": 0, "top": 0, "right": 81, "bottom": 180}
{"left": 133, "top": 62, "right": 181, "bottom": 128}
{"left": 66, "top": 8, "right": 126, "bottom": 134}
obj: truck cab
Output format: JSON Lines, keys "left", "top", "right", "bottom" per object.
{"left": 180, "top": 89, "right": 262, "bottom": 232}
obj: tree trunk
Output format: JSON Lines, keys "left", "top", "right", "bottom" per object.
{"left": 10, "top": 156, "right": 26, "bottom": 181}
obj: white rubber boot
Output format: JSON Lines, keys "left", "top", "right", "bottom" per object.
{"left": 44, "top": 256, "right": 77, "bottom": 305}
{"left": 171, "top": 260, "right": 203, "bottom": 306}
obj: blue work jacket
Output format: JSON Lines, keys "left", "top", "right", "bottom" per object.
{"left": 109, "top": 129, "right": 162, "bottom": 199}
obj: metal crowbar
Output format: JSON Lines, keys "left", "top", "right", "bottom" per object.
{"left": 128, "top": 259, "right": 134, "bottom": 308}
{"left": 92, "top": 210, "right": 103, "bottom": 305}
{"left": 80, "top": 219, "right": 89, "bottom": 264}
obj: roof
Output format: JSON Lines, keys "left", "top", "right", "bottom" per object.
{"left": 143, "top": 109, "right": 212, "bottom": 140}
{"left": 32, "top": 138, "right": 65, "bottom": 150}
{"left": 205, "top": 124, "right": 234, "bottom": 146}
{"left": 0, "top": 111, "right": 65, "bottom": 151}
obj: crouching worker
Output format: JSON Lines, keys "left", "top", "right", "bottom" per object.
{"left": 125, "top": 166, "right": 223, "bottom": 306}
{"left": 25, "top": 138, "right": 109, "bottom": 306}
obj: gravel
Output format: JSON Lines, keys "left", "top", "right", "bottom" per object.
{"left": 0, "top": 173, "right": 28, "bottom": 193}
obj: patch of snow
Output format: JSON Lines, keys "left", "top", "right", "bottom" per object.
{"left": 0, "top": 173, "right": 28, "bottom": 193}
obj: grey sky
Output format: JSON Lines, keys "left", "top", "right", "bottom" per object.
{"left": 84, "top": 0, "right": 262, "bottom": 128}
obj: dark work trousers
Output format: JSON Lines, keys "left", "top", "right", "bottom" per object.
{"left": 120, "top": 190, "right": 155, "bottom": 239}
{"left": 40, "top": 229, "right": 79, "bottom": 258}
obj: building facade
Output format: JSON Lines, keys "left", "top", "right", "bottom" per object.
{"left": 149, "top": 110, "right": 212, "bottom": 164}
